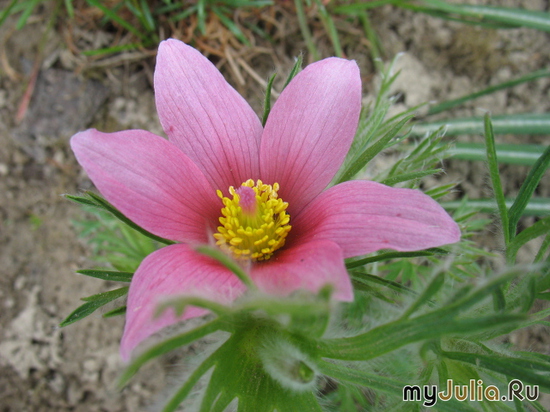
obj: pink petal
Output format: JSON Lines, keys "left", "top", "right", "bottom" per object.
{"left": 154, "top": 39, "right": 263, "bottom": 192}
{"left": 120, "top": 244, "right": 244, "bottom": 360}
{"left": 71, "top": 129, "right": 220, "bottom": 243}
{"left": 260, "top": 57, "right": 362, "bottom": 215}
{"left": 293, "top": 180, "right": 461, "bottom": 258}
{"left": 251, "top": 240, "right": 353, "bottom": 301}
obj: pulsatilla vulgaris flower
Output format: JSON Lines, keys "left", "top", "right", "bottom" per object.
{"left": 71, "top": 39, "right": 460, "bottom": 360}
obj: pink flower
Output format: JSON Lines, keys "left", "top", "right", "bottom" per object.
{"left": 71, "top": 39, "right": 460, "bottom": 360}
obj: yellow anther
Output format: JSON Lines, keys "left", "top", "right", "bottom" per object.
{"left": 214, "top": 180, "right": 292, "bottom": 262}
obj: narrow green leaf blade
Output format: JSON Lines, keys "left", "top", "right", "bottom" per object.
{"left": 400, "top": 272, "right": 445, "bottom": 319}
{"left": 77, "top": 269, "right": 133, "bottom": 282}
{"left": 448, "top": 143, "right": 545, "bottom": 166}
{"left": 103, "top": 305, "right": 127, "bottom": 318}
{"left": 318, "top": 360, "right": 406, "bottom": 396}
{"left": 60, "top": 300, "right": 113, "bottom": 327}
{"left": 346, "top": 248, "right": 448, "bottom": 268}
{"left": 283, "top": 54, "right": 303, "bottom": 90}
{"left": 508, "top": 145, "right": 550, "bottom": 236}
{"left": 84, "top": 0, "right": 147, "bottom": 40}
{"left": 483, "top": 114, "right": 510, "bottom": 244}
{"left": 442, "top": 198, "right": 550, "bottom": 216}
{"left": 412, "top": 114, "right": 550, "bottom": 137}
{"left": 450, "top": 4, "right": 550, "bottom": 32}
{"left": 442, "top": 351, "right": 550, "bottom": 391}
{"left": 428, "top": 69, "right": 550, "bottom": 115}
{"left": 60, "top": 287, "right": 128, "bottom": 327}
{"left": 380, "top": 168, "right": 442, "bottom": 186}
{"left": 506, "top": 216, "right": 550, "bottom": 264}
{"left": 80, "top": 286, "right": 129, "bottom": 302}
{"left": 261, "top": 73, "right": 277, "bottom": 127}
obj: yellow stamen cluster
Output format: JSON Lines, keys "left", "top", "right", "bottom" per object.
{"left": 213, "top": 179, "right": 291, "bottom": 262}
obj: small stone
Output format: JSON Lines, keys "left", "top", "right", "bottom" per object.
{"left": 14, "top": 276, "right": 26, "bottom": 290}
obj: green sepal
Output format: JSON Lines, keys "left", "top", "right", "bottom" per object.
{"left": 164, "top": 318, "right": 323, "bottom": 412}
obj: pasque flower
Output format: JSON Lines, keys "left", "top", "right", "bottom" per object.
{"left": 71, "top": 39, "right": 460, "bottom": 360}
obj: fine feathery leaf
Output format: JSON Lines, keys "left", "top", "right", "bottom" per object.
{"left": 534, "top": 234, "right": 550, "bottom": 263}
{"left": 76, "top": 269, "right": 133, "bottom": 282}
{"left": 345, "top": 248, "right": 449, "bottom": 269}
{"left": 350, "top": 271, "right": 419, "bottom": 298}
{"left": 80, "top": 286, "right": 130, "bottom": 302}
{"left": 103, "top": 305, "right": 127, "bottom": 318}
{"left": 320, "top": 270, "right": 522, "bottom": 360}
{"left": 380, "top": 168, "right": 442, "bottom": 186}
{"left": 441, "top": 351, "right": 550, "bottom": 392}
{"left": 337, "top": 114, "right": 414, "bottom": 183}
{"left": 60, "top": 286, "right": 129, "bottom": 327}
{"left": 283, "top": 54, "right": 303, "bottom": 90}
{"left": 506, "top": 216, "right": 550, "bottom": 265}
{"left": 483, "top": 114, "right": 510, "bottom": 245}
{"left": 261, "top": 72, "right": 277, "bottom": 127}
{"left": 317, "top": 360, "right": 406, "bottom": 397}
{"left": 118, "top": 317, "right": 226, "bottom": 387}
{"left": 162, "top": 352, "right": 218, "bottom": 412}
{"left": 64, "top": 194, "right": 98, "bottom": 207}
{"left": 69, "top": 191, "right": 175, "bottom": 245}
{"left": 400, "top": 272, "right": 445, "bottom": 320}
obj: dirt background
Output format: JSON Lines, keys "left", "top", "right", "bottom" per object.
{"left": 1, "top": 0, "right": 549, "bottom": 411}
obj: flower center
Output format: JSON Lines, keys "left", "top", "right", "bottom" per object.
{"left": 213, "top": 179, "right": 291, "bottom": 262}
